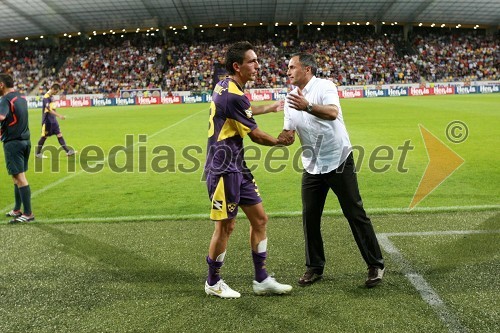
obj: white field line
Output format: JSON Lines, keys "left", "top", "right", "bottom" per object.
{"left": 270, "top": 204, "right": 500, "bottom": 217}
{"left": 2, "top": 108, "right": 208, "bottom": 212}
{"left": 41, "top": 214, "right": 208, "bottom": 224}
{"left": 377, "top": 229, "right": 500, "bottom": 333}
{"left": 22, "top": 204, "right": 500, "bottom": 224}
{"left": 26, "top": 205, "right": 500, "bottom": 223}
{"left": 381, "top": 230, "right": 500, "bottom": 237}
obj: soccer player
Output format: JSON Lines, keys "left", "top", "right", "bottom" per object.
{"left": 204, "top": 41, "right": 293, "bottom": 298}
{"left": 35, "top": 83, "right": 76, "bottom": 158}
{"left": 0, "top": 74, "right": 35, "bottom": 223}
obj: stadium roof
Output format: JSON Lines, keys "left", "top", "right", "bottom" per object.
{"left": 1, "top": 0, "right": 499, "bottom": 41}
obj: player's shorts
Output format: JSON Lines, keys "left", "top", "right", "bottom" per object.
{"left": 41, "top": 121, "right": 61, "bottom": 137}
{"left": 3, "top": 139, "right": 31, "bottom": 175}
{"left": 206, "top": 172, "right": 262, "bottom": 221}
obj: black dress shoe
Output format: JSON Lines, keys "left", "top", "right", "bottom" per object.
{"left": 298, "top": 269, "right": 323, "bottom": 286}
{"left": 365, "top": 266, "right": 385, "bottom": 288}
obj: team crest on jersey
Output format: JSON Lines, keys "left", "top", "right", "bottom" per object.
{"left": 227, "top": 203, "right": 238, "bottom": 212}
{"left": 212, "top": 200, "right": 223, "bottom": 211}
{"left": 244, "top": 109, "right": 253, "bottom": 118}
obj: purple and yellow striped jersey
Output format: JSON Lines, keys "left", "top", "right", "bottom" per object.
{"left": 41, "top": 92, "right": 57, "bottom": 124}
{"left": 204, "top": 77, "right": 257, "bottom": 175}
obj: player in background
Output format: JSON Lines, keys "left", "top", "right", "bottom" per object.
{"left": 204, "top": 41, "right": 293, "bottom": 298}
{"left": 35, "top": 83, "right": 76, "bottom": 158}
{"left": 0, "top": 74, "right": 35, "bottom": 223}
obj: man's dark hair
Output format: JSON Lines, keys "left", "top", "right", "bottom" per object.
{"left": 225, "top": 41, "right": 254, "bottom": 75}
{"left": 291, "top": 52, "right": 318, "bottom": 75}
{"left": 51, "top": 83, "right": 61, "bottom": 91}
{"left": 0, "top": 73, "right": 14, "bottom": 88}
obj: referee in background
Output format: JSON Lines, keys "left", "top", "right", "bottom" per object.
{"left": 0, "top": 73, "right": 35, "bottom": 223}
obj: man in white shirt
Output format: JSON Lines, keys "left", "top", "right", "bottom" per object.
{"left": 279, "top": 53, "right": 385, "bottom": 288}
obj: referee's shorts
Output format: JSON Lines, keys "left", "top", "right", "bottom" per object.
{"left": 3, "top": 139, "right": 31, "bottom": 175}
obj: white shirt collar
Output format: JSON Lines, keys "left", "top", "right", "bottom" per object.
{"left": 302, "top": 76, "right": 317, "bottom": 94}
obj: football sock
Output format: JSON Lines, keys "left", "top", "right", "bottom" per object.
{"left": 57, "top": 136, "right": 69, "bottom": 152}
{"left": 256, "top": 238, "right": 267, "bottom": 253}
{"left": 252, "top": 239, "right": 268, "bottom": 283}
{"left": 36, "top": 137, "right": 47, "bottom": 154}
{"left": 216, "top": 251, "right": 226, "bottom": 262}
{"left": 206, "top": 252, "right": 225, "bottom": 286}
{"left": 14, "top": 184, "right": 21, "bottom": 211}
{"left": 18, "top": 185, "right": 32, "bottom": 216}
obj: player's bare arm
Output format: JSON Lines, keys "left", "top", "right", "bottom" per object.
{"left": 251, "top": 100, "right": 284, "bottom": 115}
{"left": 48, "top": 109, "right": 66, "bottom": 120}
{"left": 248, "top": 127, "right": 292, "bottom": 146}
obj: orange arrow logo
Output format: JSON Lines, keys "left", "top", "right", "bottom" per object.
{"left": 409, "top": 125, "right": 465, "bottom": 209}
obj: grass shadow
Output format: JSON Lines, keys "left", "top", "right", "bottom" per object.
{"left": 35, "top": 224, "right": 198, "bottom": 289}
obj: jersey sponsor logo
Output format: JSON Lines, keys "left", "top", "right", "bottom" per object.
{"left": 227, "top": 203, "right": 237, "bottom": 212}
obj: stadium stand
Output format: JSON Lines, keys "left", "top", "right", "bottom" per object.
{"left": 411, "top": 29, "right": 498, "bottom": 82}
{"left": 2, "top": 26, "right": 498, "bottom": 95}
{"left": 0, "top": 44, "right": 51, "bottom": 95}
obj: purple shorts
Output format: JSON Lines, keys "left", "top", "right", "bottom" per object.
{"left": 41, "top": 121, "right": 61, "bottom": 137}
{"left": 206, "top": 172, "right": 262, "bottom": 221}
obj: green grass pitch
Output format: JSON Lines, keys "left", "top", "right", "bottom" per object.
{"left": 0, "top": 94, "right": 499, "bottom": 332}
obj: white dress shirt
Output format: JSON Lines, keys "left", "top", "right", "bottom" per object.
{"left": 284, "top": 76, "right": 352, "bottom": 174}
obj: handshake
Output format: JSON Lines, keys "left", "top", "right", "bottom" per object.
{"left": 276, "top": 130, "right": 295, "bottom": 146}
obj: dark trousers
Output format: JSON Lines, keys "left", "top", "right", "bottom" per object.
{"left": 302, "top": 153, "right": 384, "bottom": 273}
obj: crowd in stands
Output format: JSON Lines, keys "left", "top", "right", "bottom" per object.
{"left": 282, "top": 34, "right": 422, "bottom": 86}
{"left": 412, "top": 31, "right": 498, "bottom": 82}
{"left": 40, "top": 37, "right": 164, "bottom": 95}
{"left": 0, "top": 45, "right": 51, "bottom": 94}
{"left": 0, "top": 26, "right": 497, "bottom": 95}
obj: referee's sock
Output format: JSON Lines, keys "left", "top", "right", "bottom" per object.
{"left": 19, "top": 185, "right": 32, "bottom": 216}
{"left": 14, "top": 184, "right": 22, "bottom": 211}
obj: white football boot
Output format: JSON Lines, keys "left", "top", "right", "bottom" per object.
{"left": 205, "top": 279, "right": 241, "bottom": 299}
{"left": 253, "top": 276, "right": 293, "bottom": 295}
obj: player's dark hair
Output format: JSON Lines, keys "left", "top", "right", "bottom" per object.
{"left": 0, "top": 73, "right": 14, "bottom": 88}
{"left": 291, "top": 52, "right": 318, "bottom": 75}
{"left": 51, "top": 83, "right": 61, "bottom": 91}
{"left": 225, "top": 41, "right": 254, "bottom": 75}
